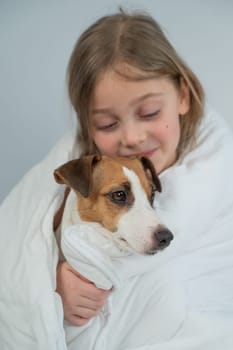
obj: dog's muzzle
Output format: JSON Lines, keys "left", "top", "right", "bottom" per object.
{"left": 154, "top": 229, "right": 174, "bottom": 249}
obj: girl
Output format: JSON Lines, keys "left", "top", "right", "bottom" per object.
{"left": 1, "top": 9, "right": 233, "bottom": 350}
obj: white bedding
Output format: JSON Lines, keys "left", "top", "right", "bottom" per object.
{"left": 0, "top": 108, "right": 233, "bottom": 349}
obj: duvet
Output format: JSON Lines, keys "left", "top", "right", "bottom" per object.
{"left": 0, "top": 108, "right": 233, "bottom": 350}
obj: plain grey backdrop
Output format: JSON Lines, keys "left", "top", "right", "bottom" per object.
{"left": 0, "top": 0, "right": 233, "bottom": 203}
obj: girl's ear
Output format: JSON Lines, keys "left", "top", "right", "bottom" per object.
{"left": 178, "top": 77, "right": 190, "bottom": 115}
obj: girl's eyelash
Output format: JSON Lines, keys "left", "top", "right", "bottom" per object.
{"left": 141, "top": 110, "right": 160, "bottom": 118}
{"left": 96, "top": 122, "right": 117, "bottom": 130}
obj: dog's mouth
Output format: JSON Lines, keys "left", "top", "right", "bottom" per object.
{"left": 116, "top": 229, "right": 174, "bottom": 256}
{"left": 115, "top": 237, "right": 158, "bottom": 256}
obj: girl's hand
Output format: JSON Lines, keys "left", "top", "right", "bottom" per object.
{"left": 56, "top": 261, "right": 110, "bottom": 326}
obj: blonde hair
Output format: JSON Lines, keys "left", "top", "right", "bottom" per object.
{"left": 68, "top": 9, "right": 205, "bottom": 158}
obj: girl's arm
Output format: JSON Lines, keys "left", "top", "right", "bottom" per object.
{"left": 56, "top": 261, "right": 110, "bottom": 326}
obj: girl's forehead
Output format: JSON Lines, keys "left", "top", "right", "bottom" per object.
{"left": 91, "top": 71, "right": 176, "bottom": 108}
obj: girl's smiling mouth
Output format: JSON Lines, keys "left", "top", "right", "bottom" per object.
{"left": 120, "top": 148, "right": 158, "bottom": 159}
{"left": 140, "top": 149, "right": 157, "bottom": 158}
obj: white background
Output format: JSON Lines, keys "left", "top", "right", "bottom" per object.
{"left": 0, "top": 0, "right": 233, "bottom": 202}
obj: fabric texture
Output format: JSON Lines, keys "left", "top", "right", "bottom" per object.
{"left": 0, "top": 108, "right": 233, "bottom": 349}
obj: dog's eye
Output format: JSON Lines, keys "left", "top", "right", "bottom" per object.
{"left": 110, "top": 190, "right": 127, "bottom": 203}
{"left": 106, "top": 183, "right": 132, "bottom": 206}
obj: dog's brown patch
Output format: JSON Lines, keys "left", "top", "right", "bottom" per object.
{"left": 76, "top": 157, "right": 152, "bottom": 231}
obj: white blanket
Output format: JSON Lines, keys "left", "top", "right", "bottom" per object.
{"left": 0, "top": 108, "right": 233, "bottom": 349}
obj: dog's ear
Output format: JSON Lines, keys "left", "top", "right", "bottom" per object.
{"left": 54, "top": 155, "right": 101, "bottom": 197}
{"left": 140, "top": 156, "right": 162, "bottom": 193}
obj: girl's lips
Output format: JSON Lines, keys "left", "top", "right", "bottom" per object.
{"left": 140, "top": 149, "right": 157, "bottom": 158}
{"left": 121, "top": 149, "right": 157, "bottom": 158}
{"left": 141, "top": 150, "right": 154, "bottom": 158}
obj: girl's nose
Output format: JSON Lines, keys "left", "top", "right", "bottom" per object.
{"left": 121, "top": 123, "right": 146, "bottom": 148}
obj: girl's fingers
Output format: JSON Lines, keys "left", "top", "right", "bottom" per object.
{"left": 56, "top": 261, "right": 111, "bottom": 326}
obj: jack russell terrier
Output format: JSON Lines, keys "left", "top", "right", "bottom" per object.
{"left": 53, "top": 155, "right": 173, "bottom": 259}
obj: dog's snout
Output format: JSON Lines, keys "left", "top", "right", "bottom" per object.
{"left": 154, "top": 229, "right": 174, "bottom": 249}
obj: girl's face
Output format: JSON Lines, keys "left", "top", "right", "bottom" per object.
{"left": 90, "top": 69, "right": 190, "bottom": 174}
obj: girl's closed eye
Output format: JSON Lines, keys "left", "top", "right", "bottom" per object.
{"left": 139, "top": 107, "right": 160, "bottom": 120}
{"left": 141, "top": 109, "right": 160, "bottom": 119}
{"left": 93, "top": 118, "right": 119, "bottom": 131}
{"left": 96, "top": 122, "right": 118, "bottom": 131}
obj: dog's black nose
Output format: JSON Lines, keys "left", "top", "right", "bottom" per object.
{"left": 154, "top": 229, "right": 174, "bottom": 249}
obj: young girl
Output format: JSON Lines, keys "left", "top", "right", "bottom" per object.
{"left": 1, "top": 9, "right": 233, "bottom": 350}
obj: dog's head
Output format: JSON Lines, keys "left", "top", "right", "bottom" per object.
{"left": 54, "top": 155, "right": 173, "bottom": 255}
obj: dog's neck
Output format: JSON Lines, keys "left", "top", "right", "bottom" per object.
{"left": 55, "top": 190, "right": 81, "bottom": 261}
{"left": 61, "top": 190, "right": 81, "bottom": 232}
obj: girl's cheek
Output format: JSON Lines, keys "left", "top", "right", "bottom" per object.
{"left": 152, "top": 121, "right": 169, "bottom": 137}
{"left": 94, "top": 134, "right": 115, "bottom": 151}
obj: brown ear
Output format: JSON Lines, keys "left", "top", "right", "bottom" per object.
{"left": 54, "top": 155, "right": 101, "bottom": 197}
{"left": 140, "top": 156, "right": 162, "bottom": 193}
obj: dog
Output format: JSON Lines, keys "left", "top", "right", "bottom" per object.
{"left": 53, "top": 155, "right": 173, "bottom": 259}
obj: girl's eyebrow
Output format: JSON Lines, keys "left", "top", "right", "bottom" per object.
{"left": 132, "top": 92, "right": 164, "bottom": 105}
{"left": 91, "top": 107, "right": 115, "bottom": 116}
{"left": 92, "top": 93, "right": 163, "bottom": 115}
